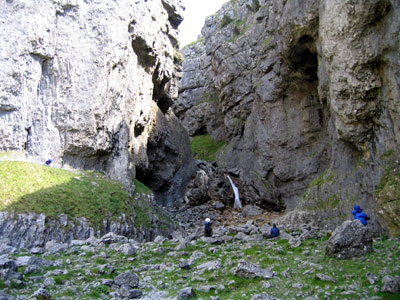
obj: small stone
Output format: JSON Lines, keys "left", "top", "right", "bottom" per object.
{"left": 43, "top": 277, "right": 55, "bottom": 287}
{"left": 177, "top": 287, "right": 196, "bottom": 299}
{"left": 366, "top": 272, "right": 378, "bottom": 285}
{"left": 179, "top": 260, "right": 191, "bottom": 270}
{"left": 315, "top": 273, "right": 338, "bottom": 283}
{"left": 0, "top": 290, "right": 9, "bottom": 300}
{"left": 30, "top": 247, "right": 44, "bottom": 254}
{"left": 29, "top": 288, "right": 52, "bottom": 300}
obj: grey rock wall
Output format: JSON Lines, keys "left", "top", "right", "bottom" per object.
{"left": 0, "top": 0, "right": 192, "bottom": 198}
{"left": 175, "top": 0, "right": 400, "bottom": 233}
{"left": 0, "top": 208, "right": 175, "bottom": 249}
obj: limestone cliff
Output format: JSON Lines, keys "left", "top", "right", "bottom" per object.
{"left": 175, "top": 0, "right": 400, "bottom": 234}
{"left": 0, "top": 0, "right": 193, "bottom": 199}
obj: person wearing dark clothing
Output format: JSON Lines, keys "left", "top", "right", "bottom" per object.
{"left": 44, "top": 159, "right": 52, "bottom": 166}
{"left": 204, "top": 218, "right": 212, "bottom": 237}
{"left": 352, "top": 205, "right": 368, "bottom": 226}
{"left": 270, "top": 224, "right": 280, "bottom": 238}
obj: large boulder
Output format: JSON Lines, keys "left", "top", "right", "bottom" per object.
{"left": 325, "top": 220, "right": 373, "bottom": 259}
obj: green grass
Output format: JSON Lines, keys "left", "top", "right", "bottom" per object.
{"left": 181, "top": 37, "right": 204, "bottom": 50}
{"left": 0, "top": 161, "right": 133, "bottom": 229}
{"left": 134, "top": 179, "right": 152, "bottom": 195}
{"left": 190, "top": 134, "right": 226, "bottom": 161}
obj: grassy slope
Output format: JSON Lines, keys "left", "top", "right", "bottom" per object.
{"left": 0, "top": 161, "right": 156, "bottom": 229}
{"left": 190, "top": 134, "right": 226, "bottom": 161}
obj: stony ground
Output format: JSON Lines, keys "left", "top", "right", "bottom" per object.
{"left": 1, "top": 221, "right": 399, "bottom": 300}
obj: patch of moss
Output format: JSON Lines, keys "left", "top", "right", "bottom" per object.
{"left": 195, "top": 91, "right": 219, "bottom": 106}
{"left": 264, "top": 36, "right": 272, "bottom": 46}
{"left": 181, "top": 37, "right": 204, "bottom": 50}
{"left": 220, "top": 14, "right": 234, "bottom": 28}
{"left": 301, "top": 168, "right": 340, "bottom": 211}
{"left": 173, "top": 49, "right": 184, "bottom": 64}
{"left": 253, "top": 170, "right": 273, "bottom": 193}
{"left": 376, "top": 163, "right": 400, "bottom": 236}
{"left": 190, "top": 134, "right": 226, "bottom": 161}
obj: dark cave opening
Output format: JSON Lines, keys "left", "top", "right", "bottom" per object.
{"left": 289, "top": 35, "right": 318, "bottom": 83}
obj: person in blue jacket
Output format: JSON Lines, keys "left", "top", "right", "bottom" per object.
{"left": 352, "top": 205, "right": 368, "bottom": 226}
{"left": 270, "top": 223, "right": 280, "bottom": 238}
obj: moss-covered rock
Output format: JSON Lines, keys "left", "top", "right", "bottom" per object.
{"left": 377, "top": 165, "right": 400, "bottom": 236}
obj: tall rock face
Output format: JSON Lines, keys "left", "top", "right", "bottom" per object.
{"left": 175, "top": 0, "right": 400, "bottom": 234}
{"left": 0, "top": 0, "right": 193, "bottom": 199}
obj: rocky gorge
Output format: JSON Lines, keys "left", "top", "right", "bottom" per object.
{"left": 0, "top": 0, "right": 400, "bottom": 298}
{"left": 174, "top": 0, "right": 400, "bottom": 236}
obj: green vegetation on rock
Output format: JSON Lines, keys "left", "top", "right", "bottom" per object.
{"left": 0, "top": 161, "right": 134, "bottom": 228}
{"left": 376, "top": 160, "right": 400, "bottom": 236}
{"left": 195, "top": 91, "right": 219, "bottom": 106}
{"left": 190, "top": 134, "right": 226, "bottom": 161}
{"left": 301, "top": 168, "right": 341, "bottom": 211}
{"left": 181, "top": 37, "right": 204, "bottom": 50}
{"left": 173, "top": 48, "right": 184, "bottom": 64}
{"left": 220, "top": 14, "right": 234, "bottom": 28}
{"left": 0, "top": 161, "right": 172, "bottom": 231}
{"left": 134, "top": 179, "right": 152, "bottom": 195}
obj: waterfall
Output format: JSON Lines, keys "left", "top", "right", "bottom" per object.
{"left": 227, "top": 175, "right": 242, "bottom": 209}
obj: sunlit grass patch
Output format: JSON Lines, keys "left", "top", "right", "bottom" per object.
{"left": 0, "top": 161, "right": 134, "bottom": 229}
{"left": 190, "top": 134, "right": 226, "bottom": 161}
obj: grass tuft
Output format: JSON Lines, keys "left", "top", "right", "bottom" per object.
{"left": 190, "top": 134, "right": 226, "bottom": 161}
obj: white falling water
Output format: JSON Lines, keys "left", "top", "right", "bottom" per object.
{"left": 227, "top": 175, "right": 242, "bottom": 209}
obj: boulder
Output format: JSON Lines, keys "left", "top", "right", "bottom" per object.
{"left": 177, "top": 287, "right": 196, "bottom": 299}
{"left": 233, "top": 260, "right": 274, "bottom": 279}
{"left": 0, "top": 291, "right": 9, "bottom": 300}
{"left": 114, "top": 271, "right": 140, "bottom": 288}
{"left": 325, "top": 220, "right": 373, "bottom": 259}
{"left": 382, "top": 276, "right": 400, "bottom": 294}
{"left": 100, "top": 232, "right": 128, "bottom": 244}
{"left": 29, "top": 288, "right": 52, "bottom": 300}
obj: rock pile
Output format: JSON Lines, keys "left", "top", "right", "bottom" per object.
{"left": 0, "top": 221, "right": 399, "bottom": 300}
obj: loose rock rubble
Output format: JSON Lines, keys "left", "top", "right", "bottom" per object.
{"left": 0, "top": 220, "right": 399, "bottom": 300}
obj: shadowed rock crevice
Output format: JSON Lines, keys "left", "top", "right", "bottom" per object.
{"left": 131, "top": 36, "right": 157, "bottom": 68}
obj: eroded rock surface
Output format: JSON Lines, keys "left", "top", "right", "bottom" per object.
{"left": 0, "top": 0, "right": 192, "bottom": 199}
{"left": 325, "top": 220, "right": 373, "bottom": 259}
{"left": 175, "top": 0, "right": 400, "bottom": 233}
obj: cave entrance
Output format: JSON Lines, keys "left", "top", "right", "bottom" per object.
{"left": 288, "top": 35, "right": 318, "bottom": 84}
